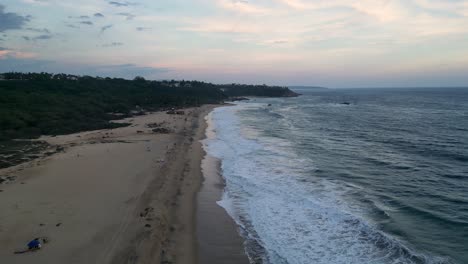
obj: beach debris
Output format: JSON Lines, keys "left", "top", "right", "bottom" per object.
{"left": 144, "top": 224, "right": 151, "bottom": 228}
{"left": 140, "top": 207, "right": 158, "bottom": 222}
{"left": 137, "top": 130, "right": 144, "bottom": 134}
{"left": 146, "top": 122, "right": 166, "bottom": 128}
{"left": 146, "top": 122, "right": 171, "bottom": 133}
{"left": 152, "top": 128, "right": 171, "bottom": 134}
{"left": 140, "top": 207, "right": 154, "bottom": 218}
{"left": 1, "top": 176, "right": 17, "bottom": 184}
{"left": 166, "top": 109, "right": 185, "bottom": 115}
{"left": 56, "top": 146, "right": 65, "bottom": 152}
{"left": 44, "top": 151, "right": 56, "bottom": 156}
{"left": 56, "top": 223, "right": 62, "bottom": 227}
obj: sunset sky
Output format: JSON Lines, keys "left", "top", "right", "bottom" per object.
{"left": 1, "top": 0, "right": 468, "bottom": 87}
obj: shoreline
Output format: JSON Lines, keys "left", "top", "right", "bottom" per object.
{"left": 196, "top": 110, "right": 250, "bottom": 264}
{"left": 0, "top": 104, "right": 247, "bottom": 264}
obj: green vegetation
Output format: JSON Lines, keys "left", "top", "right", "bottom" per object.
{"left": 221, "top": 84, "right": 299, "bottom": 97}
{"left": 0, "top": 140, "right": 49, "bottom": 169}
{"left": 0, "top": 72, "right": 298, "bottom": 141}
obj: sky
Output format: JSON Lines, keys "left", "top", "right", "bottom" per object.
{"left": 1, "top": 0, "right": 468, "bottom": 87}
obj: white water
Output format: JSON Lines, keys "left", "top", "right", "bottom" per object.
{"left": 202, "top": 103, "right": 444, "bottom": 264}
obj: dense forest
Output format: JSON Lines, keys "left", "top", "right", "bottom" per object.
{"left": 0, "top": 72, "right": 298, "bottom": 140}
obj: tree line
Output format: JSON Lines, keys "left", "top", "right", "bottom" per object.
{"left": 0, "top": 72, "right": 298, "bottom": 140}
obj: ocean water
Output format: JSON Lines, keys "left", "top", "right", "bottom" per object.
{"left": 203, "top": 88, "right": 468, "bottom": 264}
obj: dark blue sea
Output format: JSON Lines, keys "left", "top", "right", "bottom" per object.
{"left": 203, "top": 88, "right": 468, "bottom": 264}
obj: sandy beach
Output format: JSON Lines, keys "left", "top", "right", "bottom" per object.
{"left": 0, "top": 105, "right": 247, "bottom": 264}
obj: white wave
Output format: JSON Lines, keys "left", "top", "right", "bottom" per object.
{"left": 203, "top": 103, "right": 448, "bottom": 264}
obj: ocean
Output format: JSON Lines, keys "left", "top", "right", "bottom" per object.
{"left": 203, "top": 88, "right": 468, "bottom": 264}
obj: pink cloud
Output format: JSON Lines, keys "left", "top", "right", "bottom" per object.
{"left": 0, "top": 48, "right": 37, "bottom": 59}
{"left": 216, "top": 0, "right": 270, "bottom": 14}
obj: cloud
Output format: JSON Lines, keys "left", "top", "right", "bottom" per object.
{"left": 100, "top": 24, "right": 113, "bottom": 34}
{"left": 217, "top": 0, "right": 270, "bottom": 14}
{"left": 136, "top": 27, "right": 151, "bottom": 31}
{"left": 26, "top": 27, "right": 50, "bottom": 34}
{"left": 0, "top": 56, "right": 53, "bottom": 72}
{"left": 21, "top": 0, "right": 49, "bottom": 5}
{"left": 270, "top": 40, "right": 289, "bottom": 44}
{"left": 91, "top": 63, "right": 170, "bottom": 78}
{"left": 33, "top": 34, "right": 53, "bottom": 40}
{"left": 108, "top": 1, "right": 127, "bottom": 7}
{"left": 3, "top": 0, "right": 468, "bottom": 87}
{"left": 0, "top": 57, "right": 170, "bottom": 79}
{"left": 117, "top": 12, "right": 136, "bottom": 20}
{"left": 108, "top": 1, "right": 137, "bottom": 7}
{"left": 68, "top": 15, "right": 82, "bottom": 19}
{"left": 179, "top": 17, "right": 262, "bottom": 34}
{"left": 102, "top": 42, "right": 123, "bottom": 47}
{"left": 94, "top": 13, "right": 104, "bottom": 18}
{"left": 0, "top": 4, "right": 30, "bottom": 32}
{"left": 0, "top": 47, "right": 36, "bottom": 59}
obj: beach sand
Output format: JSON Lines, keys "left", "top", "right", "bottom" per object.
{"left": 0, "top": 105, "right": 248, "bottom": 264}
{"left": 197, "top": 154, "right": 250, "bottom": 264}
{"left": 197, "top": 112, "right": 250, "bottom": 264}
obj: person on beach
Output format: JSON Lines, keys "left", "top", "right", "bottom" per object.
{"left": 27, "top": 238, "right": 42, "bottom": 250}
{"left": 14, "top": 238, "right": 43, "bottom": 254}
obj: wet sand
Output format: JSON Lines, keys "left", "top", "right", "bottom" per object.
{"left": 197, "top": 153, "right": 250, "bottom": 264}
{"left": 0, "top": 105, "right": 247, "bottom": 264}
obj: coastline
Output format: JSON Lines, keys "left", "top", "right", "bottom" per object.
{"left": 196, "top": 110, "right": 250, "bottom": 264}
{"left": 0, "top": 104, "right": 246, "bottom": 264}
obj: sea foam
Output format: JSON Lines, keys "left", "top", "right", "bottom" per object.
{"left": 203, "top": 103, "right": 450, "bottom": 264}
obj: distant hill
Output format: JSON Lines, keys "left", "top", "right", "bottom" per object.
{"left": 288, "top": 86, "right": 329, "bottom": 91}
{"left": 222, "top": 84, "right": 300, "bottom": 97}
